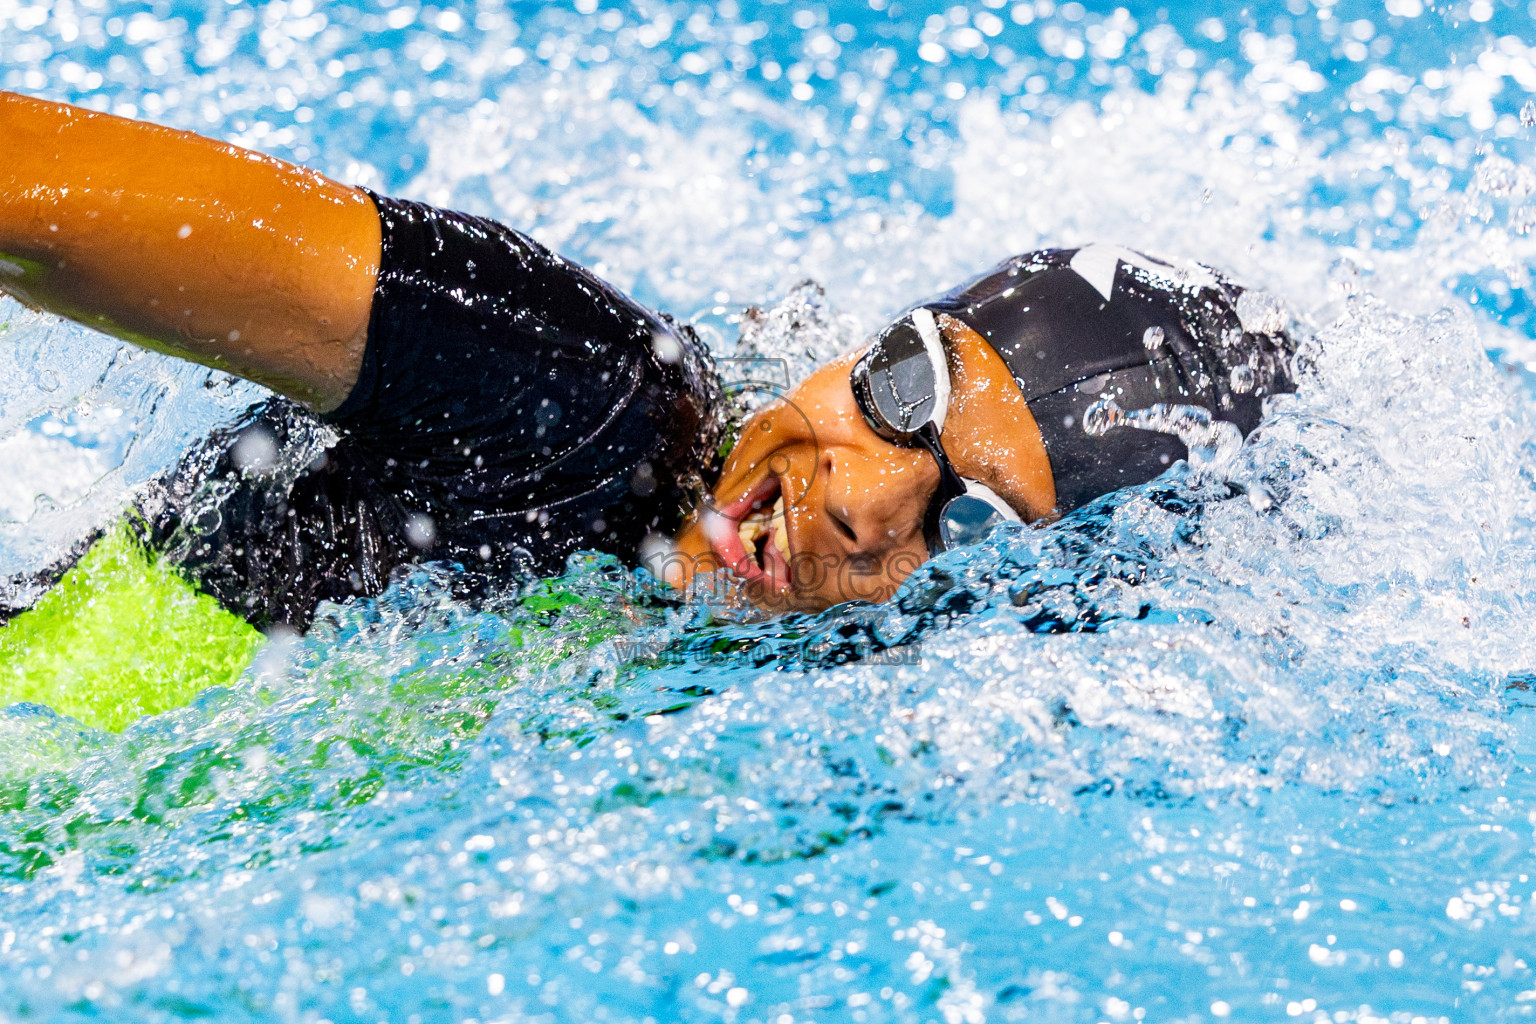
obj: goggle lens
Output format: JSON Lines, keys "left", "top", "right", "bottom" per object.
{"left": 936, "top": 484, "right": 1020, "bottom": 551}
{"left": 851, "top": 310, "right": 949, "bottom": 441}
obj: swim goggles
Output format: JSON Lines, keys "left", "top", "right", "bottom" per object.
{"left": 849, "top": 308, "right": 1022, "bottom": 555}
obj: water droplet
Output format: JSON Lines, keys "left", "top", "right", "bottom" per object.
{"left": 1230, "top": 365, "right": 1255, "bottom": 393}
{"left": 1236, "top": 290, "right": 1287, "bottom": 335}
{"left": 404, "top": 513, "right": 437, "bottom": 549}
{"left": 231, "top": 425, "right": 279, "bottom": 474}
{"left": 1327, "top": 258, "right": 1361, "bottom": 299}
{"left": 651, "top": 329, "right": 683, "bottom": 364}
{"left": 1142, "top": 326, "right": 1165, "bottom": 350}
{"left": 1473, "top": 155, "right": 1533, "bottom": 198}
{"left": 191, "top": 503, "right": 223, "bottom": 538}
{"left": 1082, "top": 399, "right": 1123, "bottom": 436}
{"left": 1522, "top": 100, "right": 1536, "bottom": 127}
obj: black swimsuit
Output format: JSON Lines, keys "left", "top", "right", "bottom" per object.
{"left": 133, "top": 194, "right": 723, "bottom": 628}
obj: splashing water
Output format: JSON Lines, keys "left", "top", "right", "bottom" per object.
{"left": 1082, "top": 399, "right": 1245, "bottom": 473}
{"left": 5, "top": 2, "right": 1536, "bottom": 1021}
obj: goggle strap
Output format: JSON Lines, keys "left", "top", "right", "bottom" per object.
{"left": 913, "top": 423, "right": 968, "bottom": 501}
{"left": 914, "top": 422, "right": 969, "bottom": 556}
{"left": 909, "top": 308, "right": 950, "bottom": 435}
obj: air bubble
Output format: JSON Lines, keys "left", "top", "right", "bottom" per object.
{"left": 1229, "top": 365, "right": 1255, "bottom": 393}
{"left": 1522, "top": 100, "right": 1536, "bottom": 127}
{"left": 1142, "top": 326, "right": 1165, "bottom": 350}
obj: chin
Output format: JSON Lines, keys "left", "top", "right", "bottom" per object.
{"left": 745, "top": 583, "right": 840, "bottom": 615}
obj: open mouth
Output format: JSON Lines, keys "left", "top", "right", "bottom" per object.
{"left": 701, "top": 471, "right": 793, "bottom": 592}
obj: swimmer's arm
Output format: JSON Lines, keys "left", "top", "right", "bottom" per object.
{"left": 0, "top": 91, "right": 380, "bottom": 413}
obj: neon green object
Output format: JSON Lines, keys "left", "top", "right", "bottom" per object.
{"left": 0, "top": 527, "right": 262, "bottom": 733}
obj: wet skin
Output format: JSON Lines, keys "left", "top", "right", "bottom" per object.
{"left": 669, "top": 315, "right": 1058, "bottom": 612}
{"left": 0, "top": 91, "right": 378, "bottom": 413}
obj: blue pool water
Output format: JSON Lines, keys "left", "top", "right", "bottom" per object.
{"left": 6, "top": 1, "right": 1536, "bottom": 1021}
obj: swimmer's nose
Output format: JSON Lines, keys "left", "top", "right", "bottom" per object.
{"left": 820, "top": 449, "right": 917, "bottom": 553}
{"left": 826, "top": 503, "right": 860, "bottom": 545}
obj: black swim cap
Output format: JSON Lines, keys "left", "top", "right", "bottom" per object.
{"left": 913, "top": 245, "right": 1295, "bottom": 512}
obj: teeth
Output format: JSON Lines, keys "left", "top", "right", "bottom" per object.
{"left": 736, "top": 494, "right": 790, "bottom": 564}
{"left": 737, "top": 505, "right": 771, "bottom": 551}
{"left": 770, "top": 496, "right": 789, "bottom": 560}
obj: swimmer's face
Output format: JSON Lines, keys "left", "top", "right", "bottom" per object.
{"left": 668, "top": 317, "right": 1057, "bottom": 612}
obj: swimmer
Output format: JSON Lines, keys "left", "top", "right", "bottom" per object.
{"left": 0, "top": 92, "right": 1294, "bottom": 627}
